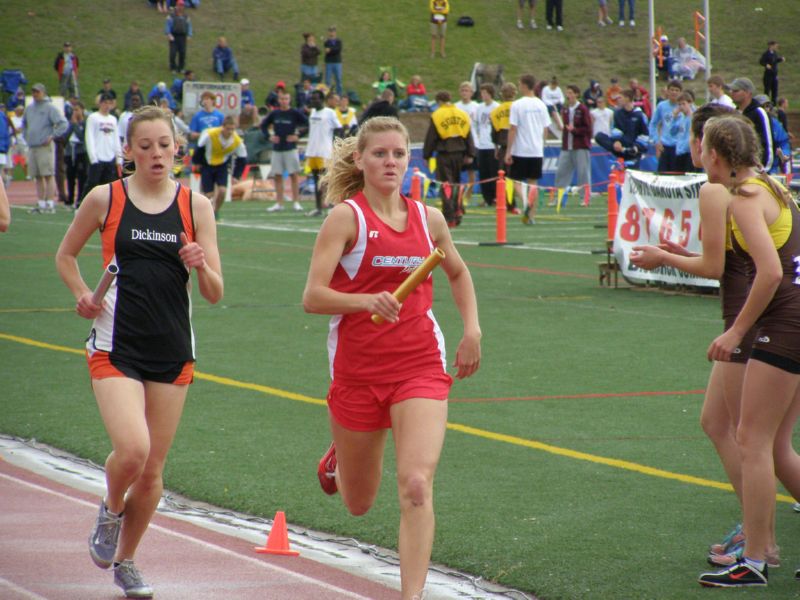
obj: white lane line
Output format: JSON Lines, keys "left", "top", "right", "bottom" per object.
{"left": 0, "top": 577, "right": 50, "bottom": 600}
{"left": 218, "top": 221, "right": 598, "bottom": 255}
{"left": 0, "top": 472, "right": 377, "bottom": 600}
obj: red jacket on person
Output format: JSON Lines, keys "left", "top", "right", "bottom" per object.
{"left": 559, "top": 101, "right": 593, "bottom": 150}
{"left": 54, "top": 53, "right": 79, "bottom": 78}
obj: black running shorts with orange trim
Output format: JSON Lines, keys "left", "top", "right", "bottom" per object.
{"left": 87, "top": 350, "right": 194, "bottom": 384}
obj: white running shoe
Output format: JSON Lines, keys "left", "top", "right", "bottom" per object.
{"left": 292, "top": 201, "right": 304, "bottom": 211}
{"left": 266, "top": 203, "right": 285, "bottom": 212}
{"left": 88, "top": 501, "right": 122, "bottom": 570}
{"left": 114, "top": 560, "right": 154, "bottom": 598}
{"left": 516, "top": 19, "right": 524, "bottom": 29}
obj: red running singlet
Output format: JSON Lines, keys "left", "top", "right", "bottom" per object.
{"left": 327, "top": 192, "right": 448, "bottom": 385}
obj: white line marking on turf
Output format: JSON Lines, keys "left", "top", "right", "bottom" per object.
{"left": 219, "top": 220, "right": 598, "bottom": 255}
{"left": 0, "top": 472, "right": 376, "bottom": 600}
{"left": 455, "top": 240, "right": 590, "bottom": 254}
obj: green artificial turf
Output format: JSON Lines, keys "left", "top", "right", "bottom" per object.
{"left": 3, "top": 195, "right": 800, "bottom": 598}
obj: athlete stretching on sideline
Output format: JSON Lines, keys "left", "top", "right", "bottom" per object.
{"left": 303, "top": 116, "right": 481, "bottom": 600}
{"left": 56, "top": 106, "right": 223, "bottom": 598}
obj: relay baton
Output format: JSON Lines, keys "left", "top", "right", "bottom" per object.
{"left": 91, "top": 264, "right": 119, "bottom": 305}
{"left": 371, "top": 247, "right": 446, "bottom": 325}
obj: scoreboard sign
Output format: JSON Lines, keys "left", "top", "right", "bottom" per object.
{"left": 182, "top": 81, "right": 242, "bottom": 119}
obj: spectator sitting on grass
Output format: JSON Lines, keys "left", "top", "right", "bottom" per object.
{"left": 212, "top": 36, "right": 240, "bottom": 81}
{"left": 372, "top": 70, "right": 400, "bottom": 98}
{"left": 400, "top": 74, "right": 429, "bottom": 111}
{"left": 672, "top": 37, "right": 705, "bottom": 80}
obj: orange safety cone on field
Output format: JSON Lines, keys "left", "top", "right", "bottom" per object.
{"left": 254, "top": 511, "right": 300, "bottom": 556}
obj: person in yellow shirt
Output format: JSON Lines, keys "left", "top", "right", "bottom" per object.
{"left": 490, "top": 82, "right": 519, "bottom": 213}
{"left": 197, "top": 115, "right": 247, "bottom": 218}
{"left": 335, "top": 94, "right": 358, "bottom": 137}
{"left": 430, "top": 0, "right": 449, "bottom": 58}
{"left": 423, "top": 90, "right": 475, "bottom": 227}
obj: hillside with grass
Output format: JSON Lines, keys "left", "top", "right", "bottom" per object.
{"left": 3, "top": 0, "right": 798, "bottom": 111}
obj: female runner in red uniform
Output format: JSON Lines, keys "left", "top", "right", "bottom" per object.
{"left": 696, "top": 115, "right": 800, "bottom": 587}
{"left": 303, "top": 116, "right": 481, "bottom": 600}
{"left": 56, "top": 106, "right": 223, "bottom": 598}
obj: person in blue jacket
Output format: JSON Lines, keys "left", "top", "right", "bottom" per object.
{"left": 212, "top": 37, "right": 240, "bottom": 82}
{"left": 594, "top": 89, "right": 649, "bottom": 166}
{"left": 0, "top": 109, "right": 12, "bottom": 187}
{"left": 649, "top": 79, "right": 683, "bottom": 172}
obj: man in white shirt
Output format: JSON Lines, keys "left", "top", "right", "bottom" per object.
{"left": 707, "top": 75, "right": 735, "bottom": 109}
{"left": 505, "top": 74, "right": 550, "bottom": 224}
{"left": 305, "top": 91, "right": 342, "bottom": 216}
{"left": 475, "top": 83, "right": 500, "bottom": 206}
{"left": 454, "top": 81, "right": 480, "bottom": 205}
{"left": 82, "top": 93, "right": 121, "bottom": 207}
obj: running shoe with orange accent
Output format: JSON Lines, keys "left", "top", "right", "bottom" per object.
{"left": 699, "top": 561, "right": 768, "bottom": 587}
{"left": 317, "top": 442, "right": 338, "bottom": 495}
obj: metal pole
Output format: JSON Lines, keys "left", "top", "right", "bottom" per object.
{"left": 648, "top": 0, "right": 657, "bottom": 116}
{"left": 704, "top": 0, "right": 711, "bottom": 102}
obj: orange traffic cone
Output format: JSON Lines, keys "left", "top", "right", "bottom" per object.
{"left": 254, "top": 511, "right": 300, "bottom": 556}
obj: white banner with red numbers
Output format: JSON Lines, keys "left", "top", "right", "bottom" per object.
{"left": 613, "top": 170, "right": 719, "bottom": 288}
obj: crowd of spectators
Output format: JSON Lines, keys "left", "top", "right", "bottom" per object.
{"left": 0, "top": 0, "right": 793, "bottom": 220}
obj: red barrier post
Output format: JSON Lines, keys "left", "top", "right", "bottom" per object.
{"left": 495, "top": 170, "right": 507, "bottom": 244}
{"left": 607, "top": 170, "right": 618, "bottom": 240}
{"left": 583, "top": 183, "right": 591, "bottom": 207}
{"left": 410, "top": 167, "right": 421, "bottom": 202}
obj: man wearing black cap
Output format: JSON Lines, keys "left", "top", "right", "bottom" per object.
{"left": 54, "top": 42, "right": 79, "bottom": 98}
{"left": 729, "top": 77, "right": 773, "bottom": 172}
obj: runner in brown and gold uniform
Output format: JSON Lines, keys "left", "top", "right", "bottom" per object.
{"left": 698, "top": 115, "right": 800, "bottom": 588}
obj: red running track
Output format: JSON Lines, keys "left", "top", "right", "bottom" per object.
{"left": 0, "top": 458, "right": 398, "bottom": 599}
